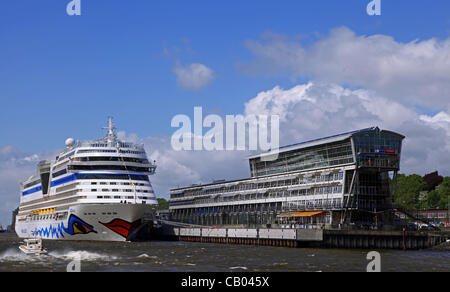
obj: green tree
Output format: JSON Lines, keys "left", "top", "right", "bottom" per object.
{"left": 157, "top": 198, "right": 169, "bottom": 210}
{"left": 425, "top": 190, "right": 440, "bottom": 209}
{"left": 437, "top": 177, "right": 450, "bottom": 209}
{"left": 394, "top": 174, "right": 428, "bottom": 211}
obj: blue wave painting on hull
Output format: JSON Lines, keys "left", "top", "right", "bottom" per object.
{"left": 32, "top": 223, "right": 65, "bottom": 239}
{"left": 32, "top": 215, "right": 97, "bottom": 239}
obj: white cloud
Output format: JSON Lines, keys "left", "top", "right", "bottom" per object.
{"left": 399, "top": 120, "right": 450, "bottom": 175}
{"left": 0, "top": 146, "right": 60, "bottom": 228}
{"left": 117, "top": 82, "right": 450, "bottom": 202}
{"left": 115, "top": 133, "right": 250, "bottom": 199}
{"left": 115, "top": 82, "right": 450, "bottom": 203}
{"left": 239, "top": 27, "right": 450, "bottom": 177}
{"left": 419, "top": 111, "right": 450, "bottom": 137}
{"left": 245, "top": 82, "right": 381, "bottom": 143}
{"left": 244, "top": 82, "right": 450, "bottom": 176}
{"left": 241, "top": 27, "right": 450, "bottom": 110}
{"left": 173, "top": 63, "right": 215, "bottom": 90}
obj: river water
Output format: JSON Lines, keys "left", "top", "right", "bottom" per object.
{"left": 0, "top": 233, "right": 448, "bottom": 272}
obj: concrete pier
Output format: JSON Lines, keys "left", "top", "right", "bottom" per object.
{"left": 163, "top": 226, "right": 447, "bottom": 250}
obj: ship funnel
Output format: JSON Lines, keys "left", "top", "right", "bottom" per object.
{"left": 37, "top": 160, "right": 52, "bottom": 195}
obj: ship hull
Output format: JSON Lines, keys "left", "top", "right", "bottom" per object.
{"left": 15, "top": 203, "right": 155, "bottom": 242}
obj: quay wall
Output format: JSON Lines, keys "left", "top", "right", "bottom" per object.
{"left": 167, "top": 227, "right": 447, "bottom": 250}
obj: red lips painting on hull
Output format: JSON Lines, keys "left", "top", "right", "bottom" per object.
{"left": 100, "top": 218, "right": 142, "bottom": 239}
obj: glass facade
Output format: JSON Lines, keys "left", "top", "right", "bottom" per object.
{"left": 250, "top": 139, "right": 354, "bottom": 177}
{"left": 349, "top": 171, "right": 392, "bottom": 211}
{"left": 170, "top": 127, "right": 405, "bottom": 227}
{"left": 352, "top": 129, "right": 403, "bottom": 170}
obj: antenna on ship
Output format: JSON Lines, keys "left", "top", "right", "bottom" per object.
{"left": 103, "top": 116, "right": 117, "bottom": 142}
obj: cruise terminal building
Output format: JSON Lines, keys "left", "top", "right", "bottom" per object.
{"left": 169, "top": 127, "right": 405, "bottom": 229}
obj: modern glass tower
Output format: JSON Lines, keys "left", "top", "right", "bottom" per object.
{"left": 169, "top": 127, "right": 405, "bottom": 229}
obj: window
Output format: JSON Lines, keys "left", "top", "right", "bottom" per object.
{"left": 119, "top": 150, "right": 146, "bottom": 155}
{"left": 77, "top": 149, "right": 117, "bottom": 154}
{"left": 250, "top": 139, "right": 354, "bottom": 177}
{"left": 24, "top": 179, "right": 41, "bottom": 189}
{"left": 77, "top": 174, "right": 150, "bottom": 181}
{"left": 58, "top": 151, "right": 76, "bottom": 162}
{"left": 52, "top": 168, "right": 67, "bottom": 178}
{"left": 73, "top": 156, "right": 149, "bottom": 163}
{"left": 69, "top": 165, "right": 150, "bottom": 172}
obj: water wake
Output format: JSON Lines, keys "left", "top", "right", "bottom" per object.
{"left": 0, "top": 248, "right": 44, "bottom": 262}
{"left": 48, "top": 250, "right": 118, "bottom": 261}
{"left": 229, "top": 266, "right": 248, "bottom": 270}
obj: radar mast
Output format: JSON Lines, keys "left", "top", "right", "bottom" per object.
{"left": 103, "top": 117, "right": 117, "bottom": 142}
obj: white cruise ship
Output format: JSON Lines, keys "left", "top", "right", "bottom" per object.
{"left": 15, "top": 118, "right": 159, "bottom": 241}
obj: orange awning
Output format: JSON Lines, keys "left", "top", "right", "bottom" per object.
{"left": 278, "top": 211, "right": 323, "bottom": 218}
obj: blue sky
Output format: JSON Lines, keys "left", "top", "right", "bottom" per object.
{"left": 1, "top": 0, "right": 450, "bottom": 226}
{"left": 1, "top": 0, "right": 449, "bottom": 152}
